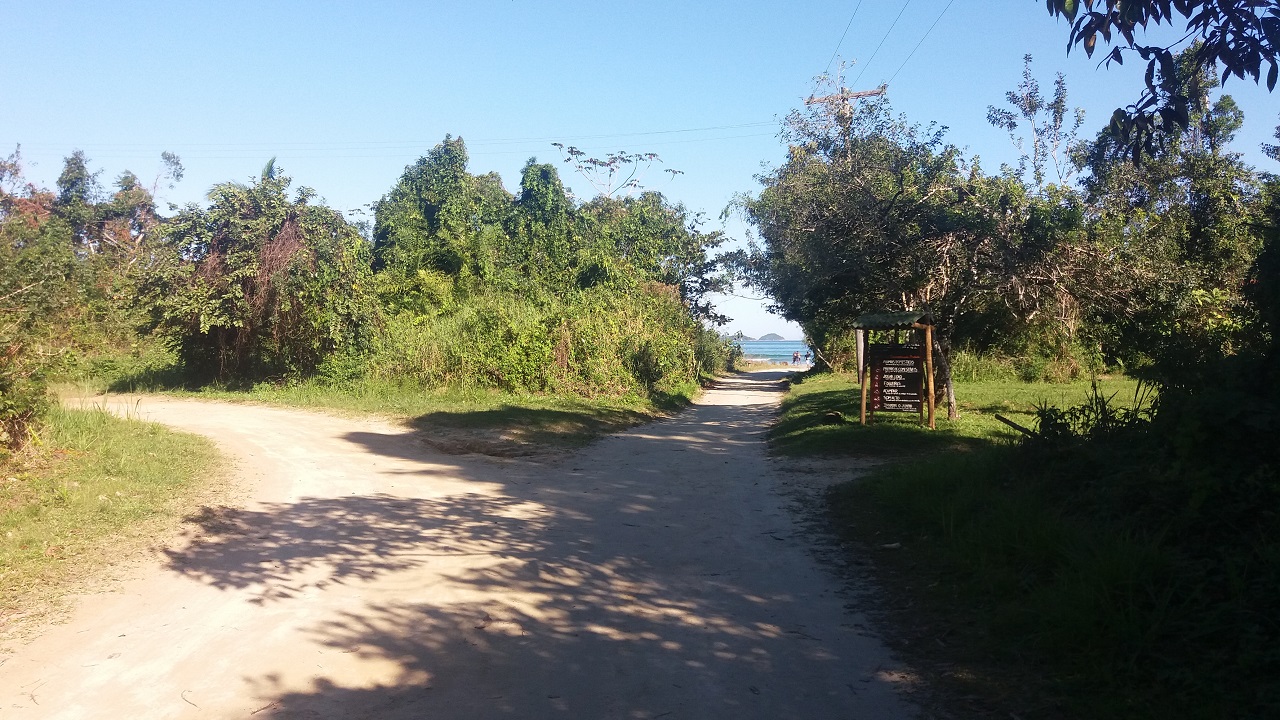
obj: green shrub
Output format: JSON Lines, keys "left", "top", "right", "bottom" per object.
{"left": 0, "top": 361, "right": 48, "bottom": 455}
{"left": 948, "top": 350, "right": 1020, "bottom": 382}
{"left": 362, "top": 282, "right": 722, "bottom": 399}
{"left": 142, "top": 163, "right": 379, "bottom": 382}
{"left": 949, "top": 342, "right": 1105, "bottom": 384}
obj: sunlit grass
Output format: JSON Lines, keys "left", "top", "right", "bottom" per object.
{"left": 0, "top": 405, "right": 221, "bottom": 634}
{"left": 771, "top": 370, "right": 1140, "bottom": 455}
{"left": 64, "top": 372, "right": 703, "bottom": 455}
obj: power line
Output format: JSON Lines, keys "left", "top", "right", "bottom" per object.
{"left": 823, "top": 0, "right": 865, "bottom": 77}
{"left": 887, "top": 0, "right": 957, "bottom": 85}
{"left": 850, "top": 0, "right": 914, "bottom": 89}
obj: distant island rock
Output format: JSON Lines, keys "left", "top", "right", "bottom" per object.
{"left": 757, "top": 333, "right": 786, "bottom": 341}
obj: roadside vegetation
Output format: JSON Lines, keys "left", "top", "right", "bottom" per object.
{"left": 2, "top": 137, "right": 737, "bottom": 620}
{"left": 741, "top": 44, "right": 1280, "bottom": 720}
{"left": 2, "top": 136, "right": 738, "bottom": 442}
{"left": 0, "top": 405, "right": 221, "bottom": 636}
{"left": 778, "top": 365, "right": 1274, "bottom": 718}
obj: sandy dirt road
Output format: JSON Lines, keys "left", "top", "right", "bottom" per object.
{"left": 0, "top": 370, "right": 916, "bottom": 719}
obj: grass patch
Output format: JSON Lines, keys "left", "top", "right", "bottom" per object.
{"left": 69, "top": 372, "right": 701, "bottom": 457}
{"left": 0, "top": 405, "right": 222, "bottom": 637}
{"left": 772, "top": 370, "right": 1138, "bottom": 456}
{"left": 830, "top": 447, "right": 1176, "bottom": 718}
{"left": 776, "top": 371, "right": 1181, "bottom": 717}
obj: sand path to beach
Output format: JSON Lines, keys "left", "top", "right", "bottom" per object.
{"left": 0, "top": 370, "right": 916, "bottom": 719}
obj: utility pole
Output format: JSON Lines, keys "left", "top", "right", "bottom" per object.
{"left": 804, "top": 83, "right": 886, "bottom": 131}
{"left": 804, "top": 84, "right": 887, "bottom": 107}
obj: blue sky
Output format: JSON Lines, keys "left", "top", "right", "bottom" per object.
{"left": 4, "top": 1, "right": 1277, "bottom": 339}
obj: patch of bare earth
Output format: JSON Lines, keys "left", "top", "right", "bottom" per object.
{"left": 1, "top": 375, "right": 920, "bottom": 718}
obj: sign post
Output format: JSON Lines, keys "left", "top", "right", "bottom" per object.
{"left": 852, "top": 311, "right": 936, "bottom": 429}
{"left": 924, "top": 324, "right": 935, "bottom": 429}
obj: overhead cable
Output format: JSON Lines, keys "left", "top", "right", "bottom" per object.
{"left": 850, "top": 0, "right": 914, "bottom": 89}
{"left": 823, "top": 0, "right": 865, "bottom": 77}
{"left": 19, "top": 131, "right": 780, "bottom": 162}
{"left": 887, "top": 0, "right": 957, "bottom": 85}
{"left": 14, "top": 121, "right": 778, "bottom": 154}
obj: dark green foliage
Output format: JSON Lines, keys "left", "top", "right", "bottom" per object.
{"left": 735, "top": 88, "right": 1110, "bottom": 417}
{"left": 0, "top": 153, "right": 75, "bottom": 451}
{"left": 818, "top": 373, "right": 1278, "bottom": 716}
{"left": 365, "top": 137, "right": 734, "bottom": 399}
{"left": 1079, "top": 53, "right": 1262, "bottom": 384}
{"left": 1014, "top": 377, "right": 1280, "bottom": 717}
{"left": 144, "top": 162, "right": 378, "bottom": 381}
{"left": 1245, "top": 150, "right": 1280, "bottom": 377}
{"left": 1044, "top": 0, "right": 1278, "bottom": 163}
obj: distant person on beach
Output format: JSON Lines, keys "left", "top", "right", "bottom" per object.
{"left": 804, "top": 351, "right": 811, "bottom": 364}
{"left": 792, "top": 351, "right": 801, "bottom": 365}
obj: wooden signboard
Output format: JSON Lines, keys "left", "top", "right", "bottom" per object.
{"left": 853, "top": 312, "right": 935, "bottom": 429}
{"left": 869, "top": 345, "right": 924, "bottom": 413}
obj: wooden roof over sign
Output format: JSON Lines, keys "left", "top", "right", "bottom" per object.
{"left": 850, "top": 311, "right": 930, "bottom": 330}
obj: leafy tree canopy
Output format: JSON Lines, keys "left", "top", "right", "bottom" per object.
{"left": 1044, "top": 0, "right": 1278, "bottom": 161}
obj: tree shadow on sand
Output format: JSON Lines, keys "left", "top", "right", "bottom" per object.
{"left": 162, "top": 371, "right": 914, "bottom": 718}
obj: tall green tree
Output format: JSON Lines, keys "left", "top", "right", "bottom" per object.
{"left": 740, "top": 97, "right": 971, "bottom": 413}
{"left": 1079, "top": 54, "right": 1261, "bottom": 382}
{"left": 373, "top": 135, "right": 475, "bottom": 275}
{"left": 145, "top": 160, "right": 377, "bottom": 380}
{"left": 987, "top": 55, "right": 1086, "bottom": 190}
{"left": 578, "top": 192, "right": 729, "bottom": 322}
{"left": 373, "top": 137, "right": 518, "bottom": 311}
{"left": 507, "top": 159, "right": 576, "bottom": 284}
{"left": 740, "top": 90, "right": 1121, "bottom": 412}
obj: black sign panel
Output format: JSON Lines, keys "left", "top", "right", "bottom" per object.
{"left": 869, "top": 345, "right": 924, "bottom": 413}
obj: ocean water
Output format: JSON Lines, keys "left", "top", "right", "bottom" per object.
{"left": 736, "top": 340, "right": 814, "bottom": 365}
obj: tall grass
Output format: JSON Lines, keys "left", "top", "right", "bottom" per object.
{"left": 836, "top": 448, "right": 1170, "bottom": 706}
{"left": 949, "top": 347, "right": 1106, "bottom": 383}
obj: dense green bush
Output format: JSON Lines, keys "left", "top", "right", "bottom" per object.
{"left": 142, "top": 162, "right": 379, "bottom": 382}
{"left": 8, "top": 139, "right": 737, "bottom": 431}
{"left": 1, "top": 157, "right": 76, "bottom": 453}
{"left": 949, "top": 343, "right": 1104, "bottom": 384}
{"left": 354, "top": 138, "right": 733, "bottom": 401}
{"left": 364, "top": 283, "right": 731, "bottom": 397}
